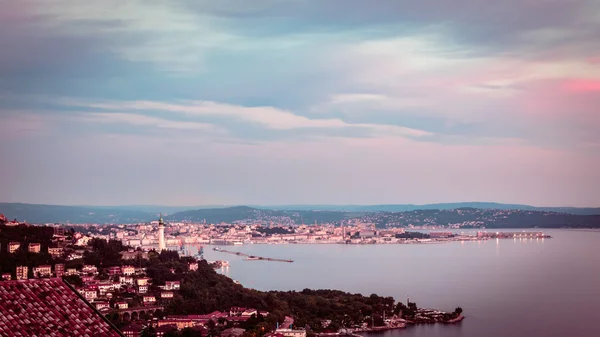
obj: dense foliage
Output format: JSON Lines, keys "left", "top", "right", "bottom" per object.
{"left": 394, "top": 232, "right": 431, "bottom": 239}
{"left": 162, "top": 258, "right": 412, "bottom": 333}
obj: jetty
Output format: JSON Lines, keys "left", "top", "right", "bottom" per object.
{"left": 213, "top": 247, "right": 294, "bottom": 263}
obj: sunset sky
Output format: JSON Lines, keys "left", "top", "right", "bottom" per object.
{"left": 1, "top": 0, "right": 599, "bottom": 206}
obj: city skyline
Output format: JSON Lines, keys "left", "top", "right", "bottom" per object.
{"left": 1, "top": 1, "right": 599, "bottom": 206}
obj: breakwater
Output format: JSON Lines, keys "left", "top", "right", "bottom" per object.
{"left": 212, "top": 247, "right": 294, "bottom": 263}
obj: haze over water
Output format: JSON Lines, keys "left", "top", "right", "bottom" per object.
{"left": 197, "top": 229, "right": 600, "bottom": 337}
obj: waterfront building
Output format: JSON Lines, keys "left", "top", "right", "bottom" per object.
{"left": 430, "top": 232, "right": 453, "bottom": 238}
{"left": 275, "top": 329, "right": 307, "bottom": 337}
{"left": 2, "top": 273, "right": 12, "bottom": 281}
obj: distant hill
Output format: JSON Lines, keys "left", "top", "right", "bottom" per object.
{"left": 358, "top": 208, "right": 600, "bottom": 229}
{"left": 1, "top": 202, "right": 599, "bottom": 227}
{"left": 167, "top": 206, "right": 353, "bottom": 224}
{"left": 259, "top": 203, "right": 600, "bottom": 215}
{"left": 0, "top": 203, "right": 154, "bottom": 224}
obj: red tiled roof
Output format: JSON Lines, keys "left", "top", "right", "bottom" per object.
{"left": 0, "top": 278, "right": 123, "bottom": 337}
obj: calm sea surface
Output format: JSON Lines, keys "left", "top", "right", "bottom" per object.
{"left": 193, "top": 229, "right": 600, "bottom": 337}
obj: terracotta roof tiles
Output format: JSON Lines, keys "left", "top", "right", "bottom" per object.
{"left": 0, "top": 278, "right": 123, "bottom": 337}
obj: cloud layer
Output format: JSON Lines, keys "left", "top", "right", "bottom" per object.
{"left": 1, "top": 0, "right": 599, "bottom": 206}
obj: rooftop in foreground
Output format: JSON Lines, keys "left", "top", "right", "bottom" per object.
{"left": 0, "top": 278, "right": 123, "bottom": 337}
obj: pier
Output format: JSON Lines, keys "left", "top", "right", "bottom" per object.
{"left": 213, "top": 247, "right": 293, "bottom": 263}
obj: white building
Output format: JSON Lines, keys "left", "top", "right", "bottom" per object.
{"left": 33, "top": 265, "right": 52, "bottom": 278}
{"left": 158, "top": 214, "right": 166, "bottom": 251}
{"left": 143, "top": 296, "right": 156, "bottom": 304}
{"left": 276, "top": 329, "right": 307, "bottom": 337}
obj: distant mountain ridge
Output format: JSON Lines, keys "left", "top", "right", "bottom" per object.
{"left": 256, "top": 202, "right": 600, "bottom": 215}
{"left": 1, "top": 202, "right": 599, "bottom": 226}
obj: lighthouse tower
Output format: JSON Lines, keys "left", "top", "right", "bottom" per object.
{"left": 158, "top": 214, "right": 166, "bottom": 251}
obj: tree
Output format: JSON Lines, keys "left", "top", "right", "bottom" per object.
{"left": 63, "top": 275, "right": 83, "bottom": 287}
{"left": 180, "top": 328, "right": 203, "bottom": 337}
{"left": 141, "top": 326, "right": 156, "bottom": 337}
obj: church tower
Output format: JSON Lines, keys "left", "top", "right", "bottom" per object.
{"left": 158, "top": 213, "right": 166, "bottom": 251}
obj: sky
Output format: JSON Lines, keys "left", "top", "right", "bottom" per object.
{"left": 1, "top": 0, "right": 599, "bottom": 207}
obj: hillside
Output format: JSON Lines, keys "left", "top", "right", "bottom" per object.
{"left": 263, "top": 203, "right": 600, "bottom": 215}
{"left": 361, "top": 208, "right": 600, "bottom": 228}
{"left": 1, "top": 203, "right": 599, "bottom": 228}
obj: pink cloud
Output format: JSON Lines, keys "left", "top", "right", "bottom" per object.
{"left": 587, "top": 57, "right": 600, "bottom": 65}
{"left": 563, "top": 79, "right": 600, "bottom": 92}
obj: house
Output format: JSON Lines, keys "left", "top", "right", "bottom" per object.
{"left": 122, "top": 323, "right": 143, "bottom": 337}
{"left": 109, "top": 266, "right": 122, "bottom": 276}
{"left": 66, "top": 268, "right": 78, "bottom": 276}
{"left": 8, "top": 242, "right": 20, "bottom": 253}
{"left": 33, "top": 265, "right": 52, "bottom": 278}
{"left": 241, "top": 309, "right": 258, "bottom": 317}
{"left": 94, "top": 301, "right": 110, "bottom": 310}
{"left": 48, "top": 247, "right": 64, "bottom": 258}
{"left": 161, "top": 292, "right": 174, "bottom": 299}
{"left": 188, "top": 262, "right": 198, "bottom": 271}
{"left": 16, "top": 266, "right": 28, "bottom": 280}
{"left": 0, "top": 278, "right": 122, "bottom": 336}
{"left": 164, "top": 280, "right": 180, "bottom": 290}
{"left": 229, "top": 307, "right": 247, "bottom": 316}
{"left": 143, "top": 295, "right": 156, "bottom": 304}
{"left": 117, "top": 301, "right": 129, "bottom": 309}
{"left": 82, "top": 265, "right": 98, "bottom": 275}
{"left": 137, "top": 277, "right": 151, "bottom": 286}
{"left": 1, "top": 273, "right": 11, "bottom": 281}
{"left": 54, "top": 264, "right": 65, "bottom": 277}
{"left": 122, "top": 265, "right": 135, "bottom": 276}
{"left": 83, "top": 289, "right": 98, "bottom": 301}
{"left": 81, "top": 275, "right": 96, "bottom": 283}
{"left": 98, "top": 282, "right": 114, "bottom": 295}
{"left": 138, "top": 285, "right": 148, "bottom": 294}
{"left": 28, "top": 243, "right": 41, "bottom": 253}
{"left": 120, "top": 276, "right": 134, "bottom": 285}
